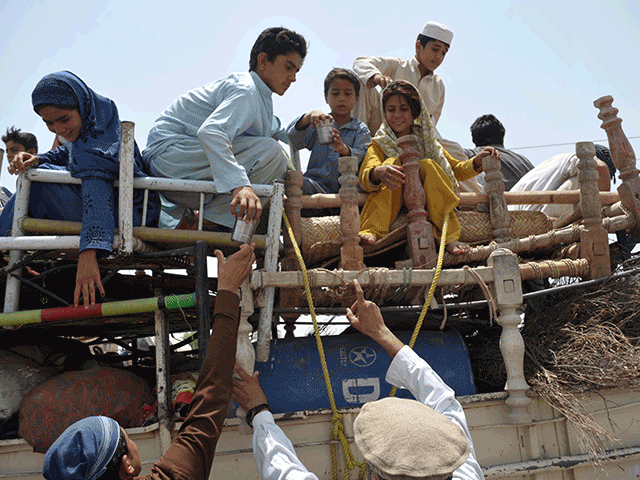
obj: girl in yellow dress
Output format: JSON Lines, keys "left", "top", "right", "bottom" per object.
{"left": 358, "top": 80, "right": 500, "bottom": 254}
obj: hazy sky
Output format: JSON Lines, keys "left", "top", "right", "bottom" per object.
{"left": 1, "top": 0, "right": 639, "bottom": 192}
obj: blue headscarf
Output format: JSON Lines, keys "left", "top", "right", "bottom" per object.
{"left": 43, "top": 416, "right": 121, "bottom": 480}
{"left": 31, "top": 71, "right": 145, "bottom": 181}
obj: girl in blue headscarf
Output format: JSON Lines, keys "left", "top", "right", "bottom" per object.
{"left": 1, "top": 71, "right": 159, "bottom": 307}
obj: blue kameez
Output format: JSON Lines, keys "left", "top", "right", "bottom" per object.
{"left": 0, "top": 71, "right": 159, "bottom": 254}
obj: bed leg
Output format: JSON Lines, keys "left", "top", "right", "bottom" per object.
{"left": 577, "top": 142, "right": 610, "bottom": 279}
{"left": 398, "top": 135, "right": 437, "bottom": 268}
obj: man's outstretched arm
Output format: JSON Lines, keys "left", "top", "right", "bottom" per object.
{"left": 233, "top": 364, "right": 319, "bottom": 480}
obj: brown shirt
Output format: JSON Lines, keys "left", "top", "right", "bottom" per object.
{"left": 138, "top": 289, "right": 239, "bottom": 480}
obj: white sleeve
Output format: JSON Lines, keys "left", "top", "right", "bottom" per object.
{"left": 252, "top": 411, "right": 320, "bottom": 480}
{"left": 353, "top": 56, "right": 402, "bottom": 85}
{"left": 385, "top": 346, "right": 485, "bottom": 480}
{"left": 196, "top": 86, "right": 258, "bottom": 193}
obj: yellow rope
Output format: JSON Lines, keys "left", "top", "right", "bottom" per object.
{"left": 389, "top": 212, "right": 450, "bottom": 397}
{"left": 282, "top": 210, "right": 366, "bottom": 480}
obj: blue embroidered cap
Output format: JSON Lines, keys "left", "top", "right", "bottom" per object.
{"left": 43, "top": 416, "right": 121, "bottom": 480}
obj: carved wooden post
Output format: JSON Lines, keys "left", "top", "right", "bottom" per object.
{"left": 398, "top": 135, "right": 437, "bottom": 268}
{"left": 488, "top": 248, "right": 531, "bottom": 424}
{"left": 594, "top": 95, "right": 640, "bottom": 237}
{"left": 577, "top": 142, "right": 610, "bottom": 279}
{"left": 280, "top": 170, "right": 304, "bottom": 333}
{"left": 483, "top": 154, "right": 512, "bottom": 241}
{"left": 236, "top": 279, "right": 255, "bottom": 434}
{"left": 339, "top": 156, "right": 365, "bottom": 270}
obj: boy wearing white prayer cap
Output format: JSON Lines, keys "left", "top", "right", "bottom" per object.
{"left": 232, "top": 279, "right": 484, "bottom": 480}
{"left": 352, "top": 21, "right": 481, "bottom": 192}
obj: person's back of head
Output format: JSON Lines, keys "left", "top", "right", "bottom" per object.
{"left": 249, "top": 27, "right": 307, "bottom": 72}
{"left": 43, "top": 416, "right": 126, "bottom": 480}
{"left": 594, "top": 144, "right": 616, "bottom": 180}
{"left": 2, "top": 126, "right": 38, "bottom": 153}
{"left": 354, "top": 397, "right": 469, "bottom": 480}
{"left": 470, "top": 114, "right": 505, "bottom": 147}
{"left": 324, "top": 67, "right": 361, "bottom": 97}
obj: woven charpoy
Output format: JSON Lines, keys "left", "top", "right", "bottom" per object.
{"left": 300, "top": 210, "right": 554, "bottom": 266}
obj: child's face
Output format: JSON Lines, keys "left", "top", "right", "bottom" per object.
{"left": 415, "top": 39, "right": 449, "bottom": 73}
{"left": 39, "top": 106, "right": 82, "bottom": 143}
{"left": 384, "top": 94, "right": 415, "bottom": 137}
{"left": 257, "top": 52, "right": 303, "bottom": 96}
{"left": 325, "top": 78, "right": 359, "bottom": 117}
{"left": 4, "top": 141, "right": 31, "bottom": 163}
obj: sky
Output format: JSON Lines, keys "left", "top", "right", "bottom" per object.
{"left": 1, "top": 0, "right": 639, "bottom": 195}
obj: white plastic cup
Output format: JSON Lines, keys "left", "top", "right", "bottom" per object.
{"left": 317, "top": 119, "right": 335, "bottom": 145}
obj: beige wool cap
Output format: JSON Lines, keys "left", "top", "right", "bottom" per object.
{"left": 419, "top": 22, "right": 453, "bottom": 46}
{"left": 354, "top": 397, "right": 470, "bottom": 478}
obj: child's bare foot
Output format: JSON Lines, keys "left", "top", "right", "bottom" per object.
{"left": 359, "top": 234, "right": 376, "bottom": 245}
{"left": 446, "top": 241, "right": 470, "bottom": 255}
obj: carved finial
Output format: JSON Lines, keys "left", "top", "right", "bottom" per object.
{"left": 593, "top": 95, "right": 640, "bottom": 237}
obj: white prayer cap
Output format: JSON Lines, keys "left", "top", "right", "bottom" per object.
{"left": 354, "top": 397, "right": 470, "bottom": 479}
{"left": 419, "top": 21, "right": 453, "bottom": 46}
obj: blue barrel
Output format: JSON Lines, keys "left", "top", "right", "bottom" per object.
{"left": 254, "top": 330, "right": 476, "bottom": 414}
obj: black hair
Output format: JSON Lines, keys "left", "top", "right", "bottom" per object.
{"left": 594, "top": 144, "right": 616, "bottom": 180}
{"left": 96, "top": 430, "right": 128, "bottom": 480}
{"left": 417, "top": 34, "right": 449, "bottom": 48}
{"left": 469, "top": 114, "right": 506, "bottom": 147}
{"left": 324, "top": 67, "right": 361, "bottom": 96}
{"left": 382, "top": 80, "right": 421, "bottom": 120}
{"left": 249, "top": 27, "right": 308, "bottom": 72}
{"left": 2, "top": 126, "right": 38, "bottom": 153}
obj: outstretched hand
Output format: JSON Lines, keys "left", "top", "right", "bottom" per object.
{"left": 472, "top": 146, "right": 502, "bottom": 171}
{"left": 346, "top": 279, "right": 387, "bottom": 338}
{"left": 215, "top": 243, "right": 255, "bottom": 292}
{"left": 8, "top": 152, "right": 39, "bottom": 175}
{"left": 74, "top": 249, "right": 105, "bottom": 307}
{"left": 232, "top": 363, "right": 268, "bottom": 412}
{"left": 346, "top": 279, "right": 404, "bottom": 359}
{"left": 230, "top": 185, "right": 262, "bottom": 223}
{"left": 372, "top": 164, "right": 405, "bottom": 190}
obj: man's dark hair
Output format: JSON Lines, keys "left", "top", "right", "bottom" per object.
{"left": 417, "top": 34, "right": 449, "bottom": 48}
{"left": 324, "top": 67, "right": 361, "bottom": 96}
{"left": 595, "top": 144, "right": 616, "bottom": 180}
{"left": 2, "top": 126, "right": 38, "bottom": 153}
{"left": 96, "top": 430, "right": 128, "bottom": 480}
{"left": 469, "top": 114, "right": 506, "bottom": 147}
{"left": 249, "top": 27, "right": 307, "bottom": 72}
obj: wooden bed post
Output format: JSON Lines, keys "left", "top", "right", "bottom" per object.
{"left": 483, "top": 154, "right": 512, "bottom": 241}
{"left": 488, "top": 248, "right": 531, "bottom": 424}
{"left": 339, "top": 156, "right": 365, "bottom": 270}
{"left": 594, "top": 95, "right": 640, "bottom": 237}
{"left": 280, "top": 170, "right": 304, "bottom": 333}
{"left": 236, "top": 279, "right": 255, "bottom": 434}
{"left": 398, "top": 135, "right": 437, "bottom": 268}
{"left": 577, "top": 142, "right": 610, "bottom": 279}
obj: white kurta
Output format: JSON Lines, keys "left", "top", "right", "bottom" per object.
{"left": 251, "top": 345, "right": 484, "bottom": 480}
{"left": 509, "top": 152, "right": 580, "bottom": 218}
